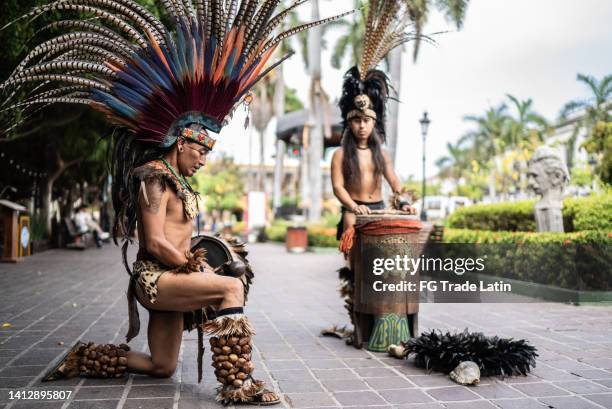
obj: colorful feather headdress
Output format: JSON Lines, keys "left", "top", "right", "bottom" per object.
{"left": 1, "top": 0, "right": 353, "bottom": 148}
{"left": 339, "top": 0, "right": 420, "bottom": 141}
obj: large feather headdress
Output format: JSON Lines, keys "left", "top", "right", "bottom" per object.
{"left": 1, "top": 0, "right": 353, "bottom": 147}
{"left": 339, "top": 0, "right": 420, "bottom": 141}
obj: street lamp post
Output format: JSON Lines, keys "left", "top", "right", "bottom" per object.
{"left": 419, "top": 112, "right": 430, "bottom": 221}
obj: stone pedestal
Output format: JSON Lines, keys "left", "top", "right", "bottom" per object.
{"left": 535, "top": 203, "right": 564, "bottom": 233}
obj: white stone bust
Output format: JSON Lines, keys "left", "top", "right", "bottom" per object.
{"left": 527, "top": 146, "right": 569, "bottom": 232}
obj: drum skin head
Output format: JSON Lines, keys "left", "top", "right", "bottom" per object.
{"left": 190, "top": 235, "right": 232, "bottom": 269}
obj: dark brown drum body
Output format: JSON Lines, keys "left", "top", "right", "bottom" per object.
{"left": 351, "top": 212, "right": 431, "bottom": 349}
{"left": 190, "top": 233, "right": 254, "bottom": 298}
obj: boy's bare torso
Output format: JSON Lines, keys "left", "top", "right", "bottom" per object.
{"left": 343, "top": 148, "right": 383, "bottom": 202}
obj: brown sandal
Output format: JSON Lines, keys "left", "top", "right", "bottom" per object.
{"left": 244, "top": 387, "right": 280, "bottom": 406}
{"left": 42, "top": 341, "right": 85, "bottom": 381}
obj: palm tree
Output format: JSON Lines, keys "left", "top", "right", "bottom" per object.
{"left": 462, "top": 104, "right": 509, "bottom": 161}
{"left": 504, "top": 94, "right": 548, "bottom": 150}
{"left": 330, "top": 0, "right": 364, "bottom": 70}
{"left": 435, "top": 141, "right": 467, "bottom": 186}
{"left": 460, "top": 104, "right": 509, "bottom": 200}
{"left": 559, "top": 73, "right": 612, "bottom": 169}
{"left": 502, "top": 94, "right": 548, "bottom": 196}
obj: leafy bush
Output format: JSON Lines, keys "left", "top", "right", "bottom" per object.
{"left": 265, "top": 220, "right": 338, "bottom": 248}
{"left": 447, "top": 200, "right": 536, "bottom": 231}
{"left": 447, "top": 192, "right": 612, "bottom": 232}
{"left": 442, "top": 228, "right": 611, "bottom": 291}
{"left": 564, "top": 193, "right": 612, "bottom": 232}
{"left": 264, "top": 221, "right": 289, "bottom": 242}
{"left": 307, "top": 226, "right": 337, "bottom": 247}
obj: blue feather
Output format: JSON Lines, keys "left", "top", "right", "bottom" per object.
{"left": 116, "top": 70, "right": 153, "bottom": 95}
{"left": 224, "top": 48, "right": 238, "bottom": 78}
{"left": 92, "top": 89, "right": 138, "bottom": 119}
{"left": 113, "top": 82, "right": 147, "bottom": 109}
{"left": 229, "top": 53, "right": 247, "bottom": 81}
{"left": 204, "top": 35, "right": 217, "bottom": 76}
{"left": 175, "top": 22, "right": 188, "bottom": 79}
{"left": 131, "top": 53, "right": 173, "bottom": 91}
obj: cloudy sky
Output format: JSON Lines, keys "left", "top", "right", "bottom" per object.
{"left": 215, "top": 0, "right": 612, "bottom": 180}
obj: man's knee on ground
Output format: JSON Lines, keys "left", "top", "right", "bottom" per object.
{"left": 151, "top": 363, "right": 176, "bottom": 378}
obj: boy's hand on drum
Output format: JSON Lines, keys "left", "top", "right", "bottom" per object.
{"left": 353, "top": 204, "right": 372, "bottom": 215}
{"left": 401, "top": 204, "right": 417, "bottom": 215}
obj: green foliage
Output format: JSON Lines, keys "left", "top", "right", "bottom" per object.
{"left": 582, "top": 121, "right": 612, "bottom": 185}
{"left": 447, "top": 192, "right": 612, "bottom": 232}
{"left": 564, "top": 192, "right": 612, "bottom": 232}
{"left": 570, "top": 165, "right": 594, "bottom": 187}
{"left": 443, "top": 228, "right": 612, "bottom": 291}
{"left": 307, "top": 225, "right": 337, "bottom": 247}
{"left": 265, "top": 220, "right": 338, "bottom": 248}
{"left": 318, "top": 212, "right": 339, "bottom": 228}
{"left": 284, "top": 87, "right": 304, "bottom": 114}
{"left": 402, "top": 177, "right": 442, "bottom": 199}
{"left": 447, "top": 200, "right": 537, "bottom": 231}
{"left": 190, "top": 157, "right": 245, "bottom": 213}
{"left": 444, "top": 228, "right": 611, "bottom": 245}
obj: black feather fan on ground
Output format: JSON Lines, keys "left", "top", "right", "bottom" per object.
{"left": 404, "top": 329, "right": 538, "bottom": 377}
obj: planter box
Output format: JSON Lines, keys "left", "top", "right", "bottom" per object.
{"left": 286, "top": 226, "right": 308, "bottom": 253}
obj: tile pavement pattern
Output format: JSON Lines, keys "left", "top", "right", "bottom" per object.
{"left": 0, "top": 243, "right": 611, "bottom": 409}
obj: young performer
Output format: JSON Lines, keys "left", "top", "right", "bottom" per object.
{"left": 1, "top": 0, "right": 352, "bottom": 405}
{"left": 326, "top": 0, "right": 418, "bottom": 343}
{"left": 331, "top": 79, "right": 416, "bottom": 241}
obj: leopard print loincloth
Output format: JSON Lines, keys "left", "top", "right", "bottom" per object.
{"left": 132, "top": 260, "right": 168, "bottom": 303}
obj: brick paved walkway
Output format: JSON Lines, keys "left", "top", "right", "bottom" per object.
{"left": 1, "top": 243, "right": 611, "bottom": 409}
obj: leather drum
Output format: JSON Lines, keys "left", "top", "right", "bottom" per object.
{"left": 351, "top": 211, "right": 431, "bottom": 349}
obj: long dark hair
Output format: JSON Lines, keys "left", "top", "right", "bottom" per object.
{"left": 341, "top": 126, "right": 386, "bottom": 191}
{"left": 109, "top": 129, "right": 171, "bottom": 273}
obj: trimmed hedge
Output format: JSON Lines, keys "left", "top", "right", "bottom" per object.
{"left": 265, "top": 221, "right": 338, "bottom": 248}
{"left": 443, "top": 228, "right": 612, "bottom": 245}
{"left": 442, "top": 228, "right": 612, "bottom": 291}
{"left": 447, "top": 192, "right": 612, "bottom": 232}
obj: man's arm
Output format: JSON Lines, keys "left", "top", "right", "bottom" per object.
{"left": 138, "top": 179, "right": 189, "bottom": 267}
{"left": 331, "top": 149, "right": 361, "bottom": 212}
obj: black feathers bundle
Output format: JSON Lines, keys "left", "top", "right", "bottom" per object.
{"left": 339, "top": 67, "right": 390, "bottom": 141}
{"left": 404, "top": 329, "right": 538, "bottom": 377}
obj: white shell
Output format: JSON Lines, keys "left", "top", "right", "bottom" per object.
{"left": 386, "top": 344, "right": 405, "bottom": 359}
{"left": 449, "top": 361, "right": 480, "bottom": 385}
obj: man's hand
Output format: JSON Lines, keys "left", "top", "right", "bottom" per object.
{"left": 401, "top": 204, "right": 417, "bottom": 215}
{"left": 353, "top": 204, "right": 372, "bottom": 215}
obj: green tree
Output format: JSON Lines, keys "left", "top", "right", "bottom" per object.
{"left": 582, "top": 121, "right": 612, "bottom": 185}
{"left": 191, "top": 157, "right": 245, "bottom": 213}
{"left": 330, "top": 0, "right": 365, "bottom": 69}
{"left": 462, "top": 104, "right": 509, "bottom": 164}
{"left": 504, "top": 94, "right": 548, "bottom": 150}
{"left": 560, "top": 73, "right": 612, "bottom": 169}
{"left": 1, "top": 1, "right": 167, "bottom": 239}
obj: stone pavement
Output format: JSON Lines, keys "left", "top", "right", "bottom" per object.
{"left": 1, "top": 243, "right": 612, "bottom": 409}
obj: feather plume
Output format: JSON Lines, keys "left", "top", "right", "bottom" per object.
{"left": 404, "top": 329, "right": 538, "bottom": 377}
{"left": 337, "top": 0, "right": 425, "bottom": 139}
{"left": 2, "top": 0, "right": 355, "bottom": 142}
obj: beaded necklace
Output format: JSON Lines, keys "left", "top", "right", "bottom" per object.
{"left": 159, "top": 157, "right": 198, "bottom": 220}
{"left": 160, "top": 158, "right": 193, "bottom": 192}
